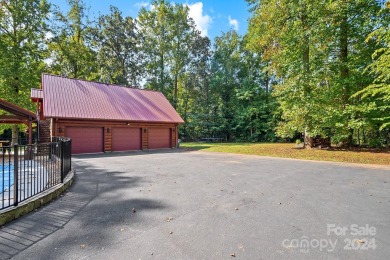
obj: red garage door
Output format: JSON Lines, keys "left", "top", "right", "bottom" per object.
{"left": 112, "top": 128, "right": 141, "bottom": 151}
{"left": 66, "top": 127, "right": 103, "bottom": 154}
{"left": 149, "top": 128, "right": 171, "bottom": 149}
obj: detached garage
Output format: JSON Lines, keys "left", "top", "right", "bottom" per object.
{"left": 31, "top": 74, "right": 184, "bottom": 154}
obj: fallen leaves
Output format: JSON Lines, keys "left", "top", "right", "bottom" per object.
{"left": 180, "top": 142, "right": 390, "bottom": 165}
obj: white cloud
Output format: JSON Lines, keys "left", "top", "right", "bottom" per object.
{"left": 45, "top": 31, "right": 54, "bottom": 40}
{"left": 133, "top": 1, "right": 155, "bottom": 12}
{"left": 187, "top": 2, "right": 212, "bottom": 37}
{"left": 228, "top": 16, "right": 239, "bottom": 31}
{"left": 134, "top": 1, "right": 150, "bottom": 8}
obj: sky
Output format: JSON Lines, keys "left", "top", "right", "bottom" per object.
{"left": 49, "top": 0, "right": 251, "bottom": 41}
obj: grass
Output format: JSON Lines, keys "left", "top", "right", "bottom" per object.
{"left": 181, "top": 142, "right": 390, "bottom": 166}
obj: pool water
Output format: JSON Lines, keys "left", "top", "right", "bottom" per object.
{"left": 0, "top": 163, "right": 14, "bottom": 193}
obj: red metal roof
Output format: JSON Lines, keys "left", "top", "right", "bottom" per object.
{"left": 40, "top": 74, "right": 184, "bottom": 123}
{"left": 31, "top": 88, "right": 43, "bottom": 102}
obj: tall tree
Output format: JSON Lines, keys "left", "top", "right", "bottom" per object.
{"left": 236, "top": 37, "right": 277, "bottom": 142}
{"left": 326, "top": 0, "right": 381, "bottom": 145}
{"left": 48, "top": 0, "right": 97, "bottom": 80}
{"left": 353, "top": 1, "right": 390, "bottom": 146}
{"left": 0, "top": 0, "right": 50, "bottom": 104}
{"left": 246, "top": 0, "right": 382, "bottom": 146}
{"left": 137, "top": 0, "right": 201, "bottom": 108}
{"left": 0, "top": 0, "right": 50, "bottom": 143}
{"left": 168, "top": 3, "right": 200, "bottom": 108}
{"left": 92, "top": 6, "right": 141, "bottom": 86}
{"left": 247, "top": 0, "right": 322, "bottom": 141}
{"left": 210, "top": 31, "right": 242, "bottom": 140}
{"left": 177, "top": 36, "right": 212, "bottom": 139}
{"left": 137, "top": 0, "right": 172, "bottom": 95}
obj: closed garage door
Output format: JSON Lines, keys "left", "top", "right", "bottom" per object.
{"left": 149, "top": 128, "right": 171, "bottom": 149}
{"left": 66, "top": 127, "right": 103, "bottom": 154}
{"left": 112, "top": 128, "right": 141, "bottom": 151}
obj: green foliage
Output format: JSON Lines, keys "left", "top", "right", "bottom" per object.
{"left": 137, "top": 0, "right": 201, "bottom": 108}
{"left": 354, "top": 3, "right": 390, "bottom": 132}
{"left": 0, "top": 0, "right": 50, "bottom": 107}
{"left": 184, "top": 30, "right": 279, "bottom": 142}
{"left": 0, "top": 0, "right": 50, "bottom": 134}
{"left": 246, "top": 0, "right": 387, "bottom": 146}
{"left": 92, "top": 6, "right": 141, "bottom": 86}
{"left": 1, "top": 0, "right": 388, "bottom": 147}
{"left": 48, "top": 0, "right": 98, "bottom": 80}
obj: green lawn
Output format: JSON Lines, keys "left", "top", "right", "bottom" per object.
{"left": 181, "top": 142, "right": 390, "bottom": 166}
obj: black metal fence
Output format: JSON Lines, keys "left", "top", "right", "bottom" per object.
{"left": 0, "top": 138, "right": 72, "bottom": 210}
{"left": 0, "top": 138, "right": 38, "bottom": 146}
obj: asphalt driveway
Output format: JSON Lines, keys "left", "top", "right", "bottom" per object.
{"left": 1, "top": 150, "right": 390, "bottom": 259}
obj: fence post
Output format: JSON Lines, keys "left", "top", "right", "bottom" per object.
{"left": 49, "top": 142, "right": 52, "bottom": 159}
{"left": 69, "top": 139, "right": 72, "bottom": 173}
{"left": 60, "top": 140, "right": 64, "bottom": 183}
{"left": 13, "top": 145, "right": 19, "bottom": 206}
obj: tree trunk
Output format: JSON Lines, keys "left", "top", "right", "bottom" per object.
{"left": 362, "top": 127, "right": 366, "bottom": 145}
{"left": 160, "top": 52, "right": 164, "bottom": 92}
{"left": 304, "top": 129, "right": 313, "bottom": 148}
{"left": 174, "top": 74, "right": 178, "bottom": 109}
{"left": 339, "top": 9, "right": 349, "bottom": 109}
{"left": 339, "top": 1, "right": 353, "bottom": 145}
{"left": 182, "top": 80, "right": 189, "bottom": 138}
{"left": 11, "top": 125, "right": 19, "bottom": 145}
{"left": 347, "top": 128, "right": 354, "bottom": 147}
{"left": 301, "top": 3, "right": 311, "bottom": 147}
{"left": 357, "top": 128, "right": 360, "bottom": 146}
{"left": 301, "top": 3, "right": 310, "bottom": 77}
{"left": 265, "top": 70, "right": 269, "bottom": 104}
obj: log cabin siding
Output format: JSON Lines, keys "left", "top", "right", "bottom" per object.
{"left": 51, "top": 118, "right": 178, "bottom": 153}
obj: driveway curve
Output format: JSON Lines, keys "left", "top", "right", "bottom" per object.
{"left": 2, "top": 150, "right": 390, "bottom": 259}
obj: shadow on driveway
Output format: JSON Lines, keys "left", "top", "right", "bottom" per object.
{"left": 0, "top": 161, "right": 166, "bottom": 259}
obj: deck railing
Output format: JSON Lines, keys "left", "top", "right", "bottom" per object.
{"left": 0, "top": 138, "right": 72, "bottom": 210}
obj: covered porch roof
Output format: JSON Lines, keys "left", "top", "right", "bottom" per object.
{"left": 0, "top": 98, "right": 36, "bottom": 146}
{"left": 0, "top": 98, "right": 36, "bottom": 124}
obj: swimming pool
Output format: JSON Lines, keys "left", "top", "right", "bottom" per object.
{"left": 0, "top": 163, "right": 14, "bottom": 193}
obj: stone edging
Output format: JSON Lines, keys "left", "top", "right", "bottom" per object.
{"left": 0, "top": 170, "right": 75, "bottom": 226}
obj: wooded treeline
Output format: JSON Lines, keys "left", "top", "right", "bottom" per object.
{"left": 0, "top": 0, "right": 389, "bottom": 147}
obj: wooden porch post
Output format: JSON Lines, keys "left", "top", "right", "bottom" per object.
{"left": 28, "top": 116, "right": 33, "bottom": 145}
